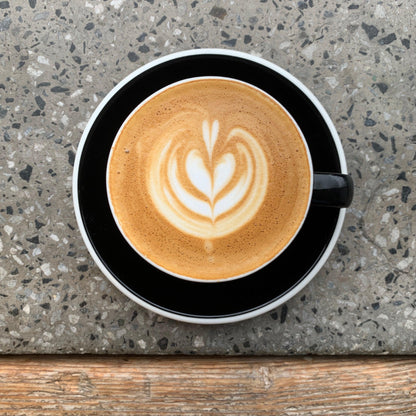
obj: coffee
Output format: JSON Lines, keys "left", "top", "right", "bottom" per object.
{"left": 107, "top": 78, "right": 311, "bottom": 280}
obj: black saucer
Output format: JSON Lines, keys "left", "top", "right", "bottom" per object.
{"left": 76, "top": 53, "right": 342, "bottom": 320}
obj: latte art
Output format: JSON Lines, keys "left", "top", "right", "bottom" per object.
{"left": 149, "top": 119, "right": 268, "bottom": 239}
{"left": 108, "top": 78, "right": 312, "bottom": 280}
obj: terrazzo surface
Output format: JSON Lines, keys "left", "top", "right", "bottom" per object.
{"left": 0, "top": 0, "right": 415, "bottom": 354}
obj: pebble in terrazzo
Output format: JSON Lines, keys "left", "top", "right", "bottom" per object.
{"left": 0, "top": 0, "right": 415, "bottom": 354}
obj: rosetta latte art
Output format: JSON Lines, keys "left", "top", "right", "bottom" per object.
{"left": 149, "top": 119, "right": 268, "bottom": 240}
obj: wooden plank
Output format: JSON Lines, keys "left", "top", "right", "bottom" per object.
{"left": 0, "top": 356, "right": 415, "bottom": 415}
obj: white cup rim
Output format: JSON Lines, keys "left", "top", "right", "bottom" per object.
{"left": 73, "top": 48, "right": 348, "bottom": 324}
{"left": 106, "top": 76, "right": 314, "bottom": 283}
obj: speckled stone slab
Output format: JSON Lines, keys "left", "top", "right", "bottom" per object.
{"left": 0, "top": 0, "right": 415, "bottom": 354}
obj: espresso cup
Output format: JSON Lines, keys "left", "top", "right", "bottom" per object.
{"left": 106, "top": 76, "right": 352, "bottom": 283}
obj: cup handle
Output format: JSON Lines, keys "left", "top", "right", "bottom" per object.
{"left": 311, "top": 173, "right": 353, "bottom": 208}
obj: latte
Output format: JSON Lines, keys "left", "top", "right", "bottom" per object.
{"left": 107, "top": 78, "right": 311, "bottom": 280}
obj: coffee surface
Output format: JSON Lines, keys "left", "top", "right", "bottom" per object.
{"left": 108, "top": 78, "right": 311, "bottom": 280}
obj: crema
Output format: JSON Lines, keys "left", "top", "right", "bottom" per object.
{"left": 107, "top": 78, "right": 311, "bottom": 280}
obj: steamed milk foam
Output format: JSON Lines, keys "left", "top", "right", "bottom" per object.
{"left": 108, "top": 78, "right": 311, "bottom": 280}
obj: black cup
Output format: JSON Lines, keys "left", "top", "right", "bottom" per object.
{"left": 73, "top": 49, "right": 353, "bottom": 324}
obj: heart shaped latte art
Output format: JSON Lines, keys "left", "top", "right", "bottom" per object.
{"left": 185, "top": 149, "right": 237, "bottom": 219}
{"left": 148, "top": 119, "right": 268, "bottom": 239}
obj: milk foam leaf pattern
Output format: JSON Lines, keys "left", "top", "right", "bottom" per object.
{"left": 149, "top": 119, "right": 268, "bottom": 240}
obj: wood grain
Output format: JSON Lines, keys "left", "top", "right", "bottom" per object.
{"left": 0, "top": 356, "right": 415, "bottom": 415}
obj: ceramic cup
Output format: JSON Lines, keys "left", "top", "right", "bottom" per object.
{"left": 73, "top": 49, "right": 353, "bottom": 324}
{"left": 105, "top": 76, "right": 352, "bottom": 283}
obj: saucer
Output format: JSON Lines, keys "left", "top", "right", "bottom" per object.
{"left": 73, "top": 50, "right": 347, "bottom": 324}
